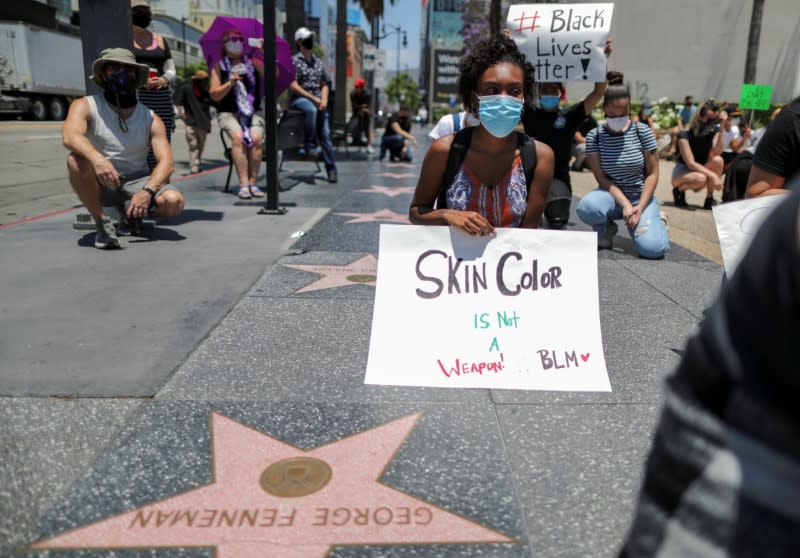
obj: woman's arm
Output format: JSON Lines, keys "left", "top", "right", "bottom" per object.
{"left": 520, "top": 141, "right": 554, "bottom": 228}
{"left": 745, "top": 165, "right": 790, "bottom": 198}
{"left": 409, "top": 136, "right": 493, "bottom": 235}
{"left": 587, "top": 151, "right": 629, "bottom": 208}
{"left": 209, "top": 65, "right": 237, "bottom": 102}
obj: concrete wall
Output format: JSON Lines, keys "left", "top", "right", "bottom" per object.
{"left": 558, "top": 0, "right": 800, "bottom": 104}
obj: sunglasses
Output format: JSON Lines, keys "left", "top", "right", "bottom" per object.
{"left": 226, "top": 36, "right": 244, "bottom": 43}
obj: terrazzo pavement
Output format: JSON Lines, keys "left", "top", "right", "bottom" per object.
{"left": 0, "top": 128, "right": 724, "bottom": 557}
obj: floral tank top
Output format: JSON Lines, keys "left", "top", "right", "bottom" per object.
{"left": 445, "top": 155, "right": 528, "bottom": 227}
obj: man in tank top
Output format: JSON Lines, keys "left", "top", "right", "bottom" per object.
{"left": 63, "top": 48, "right": 184, "bottom": 249}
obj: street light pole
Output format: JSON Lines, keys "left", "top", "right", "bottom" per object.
{"left": 181, "top": 16, "right": 187, "bottom": 79}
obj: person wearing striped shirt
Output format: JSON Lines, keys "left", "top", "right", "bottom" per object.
{"left": 576, "top": 72, "right": 669, "bottom": 259}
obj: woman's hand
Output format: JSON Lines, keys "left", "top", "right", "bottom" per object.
{"left": 443, "top": 210, "right": 495, "bottom": 236}
{"left": 623, "top": 204, "right": 640, "bottom": 228}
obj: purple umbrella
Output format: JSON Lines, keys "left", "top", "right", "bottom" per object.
{"left": 199, "top": 16, "right": 294, "bottom": 95}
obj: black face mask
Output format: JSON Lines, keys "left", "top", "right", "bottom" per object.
{"left": 301, "top": 37, "right": 314, "bottom": 50}
{"left": 103, "top": 68, "right": 139, "bottom": 115}
{"left": 132, "top": 7, "right": 151, "bottom": 28}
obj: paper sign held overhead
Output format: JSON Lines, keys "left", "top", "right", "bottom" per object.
{"left": 507, "top": 3, "right": 614, "bottom": 83}
{"left": 365, "top": 225, "right": 611, "bottom": 392}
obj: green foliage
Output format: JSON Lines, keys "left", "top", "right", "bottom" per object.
{"left": 385, "top": 72, "right": 420, "bottom": 111}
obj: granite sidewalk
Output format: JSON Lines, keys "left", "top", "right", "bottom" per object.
{"left": 0, "top": 129, "right": 724, "bottom": 557}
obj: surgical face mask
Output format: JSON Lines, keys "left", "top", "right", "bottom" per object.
{"left": 225, "top": 39, "right": 244, "bottom": 56}
{"left": 539, "top": 95, "right": 560, "bottom": 111}
{"left": 301, "top": 37, "right": 314, "bottom": 50}
{"left": 103, "top": 68, "right": 138, "bottom": 109}
{"left": 642, "top": 107, "right": 652, "bottom": 116}
{"left": 477, "top": 94, "right": 523, "bottom": 138}
{"left": 605, "top": 116, "right": 629, "bottom": 132}
{"left": 731, "top": 117, "right": 740, "bottom": 126}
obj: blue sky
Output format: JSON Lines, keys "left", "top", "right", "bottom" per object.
{"left": 357, "top": 1, "right": 422, "bottom": 72}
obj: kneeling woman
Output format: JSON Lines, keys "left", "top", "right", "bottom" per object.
{"left": 409, "top": 36, "right": 553, "bottom": 233}
{"left": 576, "top": 72, "right": 669, "bottom": 259}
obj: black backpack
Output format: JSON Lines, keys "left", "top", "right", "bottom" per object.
{"left": 436, "top": 127, "right": 538, "bottom": 209}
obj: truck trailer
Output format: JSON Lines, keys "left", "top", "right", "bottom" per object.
{"left": 0, "top": 20, "right": 84, "bottom": 120}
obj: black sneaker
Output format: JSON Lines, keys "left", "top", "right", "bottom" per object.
{"left": 672, "top": 187, "right": 688, "bottom": 207}
{"left": 597, "top": 220, "right": 618, "bottom": 250}
{"left": 327, "top": 170, "right": 338, "bottom": 183}
{"left": 702, "top": 196, "right": 716, "bottom": 210}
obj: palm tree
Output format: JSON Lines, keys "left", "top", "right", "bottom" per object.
{"left": 744, "top": 0, "right": 764, "bottom": 84}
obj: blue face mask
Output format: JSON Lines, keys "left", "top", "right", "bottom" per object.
{"left": 540, "top": 95, "right": 560, "bottom": 110}
{"left": 477, "top": 94, "right": 523, "bottom": 138}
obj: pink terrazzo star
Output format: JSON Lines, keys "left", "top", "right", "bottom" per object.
{"left": 283, "top": 254, "right": 378, "bottom": 293}
{"left": 31, "top": 413, "right": 514, "bottom": 558}
{"left": 354, "top": 185, "right": 415, "bottom": 197}
{"left": 334, "top": 209, "right": 410, "bottom": 224}
{"left": 371, "top": 172, "right": 417, "bottom": 178}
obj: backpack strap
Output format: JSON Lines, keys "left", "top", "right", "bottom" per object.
{"left": 437, "top": 126, "right": 474, "bottom": 208}
{"left": 516, "top": 131, "right": 537, "bottom": 194}
{"left": 452, "top": 112, "right": 462, "bottom": 133}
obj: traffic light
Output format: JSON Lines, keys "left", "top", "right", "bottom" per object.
{"left": 402, "top": 32, "right": 407, "bottom": 48}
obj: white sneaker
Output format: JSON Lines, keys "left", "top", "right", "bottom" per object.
{"left": 365, "top": 145, "right": 375, "bottom": 154}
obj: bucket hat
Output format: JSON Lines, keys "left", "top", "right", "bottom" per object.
{"left": 90, "top": 48, "right": 149, "bottom": 89}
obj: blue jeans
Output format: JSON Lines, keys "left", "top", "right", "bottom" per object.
{"left": 576, "top": 189, "right": 670, "bottom": 259}
{"left": 290, "top": 97, "right": 337, "bottom": 172}
{"left": 380, "top": 134, "right": 413, "bottom": 161}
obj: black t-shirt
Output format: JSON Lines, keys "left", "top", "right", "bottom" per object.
{"left": 385, "top": 114, "right": 411, "bottom": 136}
{"left": 173, "top": 82, "right": 212, "bottom": 131}
{"left": 671, "top": 188, "right": 800, "bottom": 459}
{"left": 676, "top": 126, "right": 717, "bottom": 166}
{"left": 753, "top": 103, "right": 800, "bottom": 181}
{"left": 350, "top": 90, "right": 371, "bottom": 108}
{"left": 577, "top": 114, "right": 598, "bottom": 138}
{"left": 216, "top": 63, "right": 262, "bottom": 114}
{"left": 522, "top": 102, "right": 586, "bottom": 185}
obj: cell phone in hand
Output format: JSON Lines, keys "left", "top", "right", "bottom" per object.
{"left": 248, "top": 37, "right": 261, "bottom": 47}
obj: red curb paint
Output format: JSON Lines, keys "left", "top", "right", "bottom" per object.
{"left": 0, "top": 165, "right": 228, "bottom": 231}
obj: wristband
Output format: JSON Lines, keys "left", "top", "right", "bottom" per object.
{"left": 142, "top": 186, "right": 157, "bottom": 199}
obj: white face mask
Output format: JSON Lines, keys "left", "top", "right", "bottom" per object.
{"left": 606, "top": 116, "right": 629, "bottom": 132}
{"left": 225, "top": 40, "right": 243, "bottom": 56}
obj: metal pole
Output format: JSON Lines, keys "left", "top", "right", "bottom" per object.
{"left": 77, "top": 0, "right": 132, "bottom": 96}
{"left": 181, "top": 17, "right": 187, "bottom": 79}
{"left": 259, "top": 0, "right": 286, "bottom": 214}
{"left": 396, "top": 29, "right": 400, "bottom": 81}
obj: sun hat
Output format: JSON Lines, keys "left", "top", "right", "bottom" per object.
{"left": 90, "top": 48, "right": 149, "bottom": 88}
{"left": 131, "top": 0, "right": 150, "bottom": 7}
{"left": 294, "top": 27, "right": 314, "bottom": 41}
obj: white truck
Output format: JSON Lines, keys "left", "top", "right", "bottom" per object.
{"left": 0, "top": 21, "right": 85, "bottom": 120}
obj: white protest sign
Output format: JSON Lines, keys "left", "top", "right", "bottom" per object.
{"left": 373, "top": 48, "right": 387, "bottom": 88}
{"left": 363, "top": 44, "right": 376, "bottom": 71}
{"left": 506, "top": 3, "right": 614, "bottom": 83}
{"left": 712, "top": 195, "right": 784, "bottom": 275}
{"left": 365, "top": 225, "right": 611, "bottom": 392}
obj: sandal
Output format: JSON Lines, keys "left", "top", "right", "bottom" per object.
{"left": 237, "top": 186, "right": 252, "bottom": 199}
{"left": 249, "top": 184, "right": 265, "bottom": 197}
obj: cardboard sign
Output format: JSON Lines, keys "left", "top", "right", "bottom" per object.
{"left": 365, "top": 225, "right": 611, "bottom": 392}
{"left": 739, "top": 83, "right": 773, "bottom": 110}
{"left": 507, "top": 3, "right": 614, "bottom": 83}
{"left": 712, "top": 195, "right": 784, "bottom": 275}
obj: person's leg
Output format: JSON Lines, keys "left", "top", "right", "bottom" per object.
{"left": 403, "top": 139, "right": 414, "bottom": 162}
{"left": 246, "top": 131, "right": 265, "bottom": 197}
{"left": 704, "top": 155, "right": 724, "bottom": 202}
{"left": 185, "top": 126, "right": 200, "bottom": 173}
{"left": 571, "top": 142, "right": 586, "bottom": 171}
{"left": 629, "top": 197, "right": 670, "bottom": 259}
{"left": 382, "top": 135, "right": 404, "bottom": 160}
{"left": 151, "top": 186, "right": 185, "bottom": 218}
{"left": 67, "top": 152, "right": 107, "bottom": 222}
{"left": 316, "top": 109, "right": 337, "bottom": 180}
{"left": 290, "top": 97, "right": 318, "bottom": 152}
{"left": 576, "top": 189, "right": 619, "bottom": 232}
{"left": 671, "top": 167, "right": 708, "bottom": 193}
{"left": 195, "top": 128, "right": 208, "bottom": 170}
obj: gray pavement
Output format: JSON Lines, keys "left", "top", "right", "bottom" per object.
{"left": 0, "top": 124, "right": 724, "bottom": 557}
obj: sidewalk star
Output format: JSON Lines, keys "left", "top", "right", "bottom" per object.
{"left": 370, "top": 172, "right": 417, "bottom": 179}
{"left": 30, "top": 412, "right": 515, "bottom": 557}
{"left": 283, "top": 254, "right": 378, "bottom": 293}
{"left": 334, "top": 209, "right": 410, "bottom": 224}
{"left": 354, "top": 185, "right": 415, "bottom": 197}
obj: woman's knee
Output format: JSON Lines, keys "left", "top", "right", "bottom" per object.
{"left": 633, "top": 219, "right": 669, "bottom": 259}
{"left": 576, "top": 193, "right": 611, "bottom": 224}
{"left": 707, "top": 155, "right": 724, "bottom": 173}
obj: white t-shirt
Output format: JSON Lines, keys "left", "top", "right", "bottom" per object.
{"left": 429, "top": 111, "right": 473, "bottom": 139}
{"left": 722, "top": 124, "right": 741, "bottom": 152}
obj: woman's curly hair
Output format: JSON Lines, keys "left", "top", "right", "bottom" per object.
{"left": 457, "top": 35, "right": 535, "bottom": 113}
